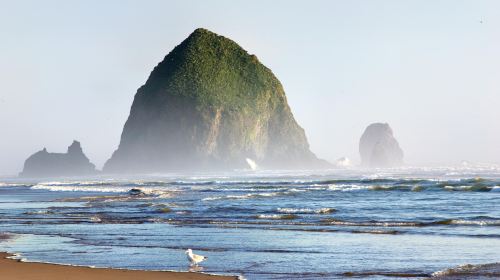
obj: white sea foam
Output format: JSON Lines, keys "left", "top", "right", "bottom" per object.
{"left": 288, "top": 187, "right": 313, "bottom": 192}
{"left": 32, "top": 184, "right": 132, "bottom": 193}
{"left": 447, "top": 219, "right": 500, "bottom": 226}
{"left": 430, "top": 263, "right": 500, "bottom": 278}
{"left": 256, "top": 214, "right": 298, "bottom": 219}
{"left": 490, "top": 186, "right": 500, "bottom": 192}
{"left": 24, "top": 210, "right": 54, "bottom": 215}
{"left": 0, "top": 182, "right": 29, "bottom": 187}
{"left": 256, "top": 214, "right": 283, "bottom": 219}
{"left": 38, "top": 181, "right": 112, "bottom": 186}
{"left": 323, "top": 219, "right": 421, "bottom": 227}
{"left": 277, "top": 207, "right": 335, "bottom": 214}
{"left": 327, "top": 184, "right": 370, "bottom": 191}
{"left": 90, "top": 215, "right": 102, "bottom": 223}
{"left": 443, "top": 185, "right": 490, "bottom": 191}
{"left": 31, "top": 183, "right": 176, "bottom": 198}
{"left": 202, "top": 192, "right": 284, "bottom": 201}
{"left": 216, "top": 187, "right": 289, "bottom": 192}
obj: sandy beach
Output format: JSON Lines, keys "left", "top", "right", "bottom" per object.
{"left": 0, "top": 252, "right": 237, "bottom": 280}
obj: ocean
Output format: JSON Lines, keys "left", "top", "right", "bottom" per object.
{"left": 0, "top": 167, "right": 499, "bottom": 279}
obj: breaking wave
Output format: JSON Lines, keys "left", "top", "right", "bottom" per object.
{"left": 256, "top": 214, "right": 299, "bottom": 220}
{"left": 30, "top": 182, "right": 177, "bottom": 198}
{"left": 434, "top": 218, "right": 500, "bottom": 226}
{"left": 431, "top": 263, "right": 500, "bottom": 279}
{"left": 277, "top": 207, "right": 336, "bottom": 214}
{"left": 0, "top": 183, "right": 32, "bottom": 187}
{"left": 32, "top": 184, "right": 134, "bottom": 193}
{"left": 321, "top": 217, "right": 500, "bottom": 227}
{"left": 202, "top": 192, "right": 286, "bottom": 201}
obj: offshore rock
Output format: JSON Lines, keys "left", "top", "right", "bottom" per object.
{"left": 20, "top": 141, "right": 96, "bottom": 177}
{"left": 104, "top": 28, "right": 328, "bottom": 173}
{"left": 359, "top": 123, "right": 404, "bottom": 167}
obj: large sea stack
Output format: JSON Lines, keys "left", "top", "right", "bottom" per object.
{"left": 104, "top": 28, "right": 327, "bottom": 173}
{"left": 359, "top": 123, "right": 404, "bottom": 167}
{"left": 20, "top": 140, "right": 96, "bottom": 177}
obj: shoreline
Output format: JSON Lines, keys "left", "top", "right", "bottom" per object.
{"left": 0, "top": 252, "right": 238, "bottom": 280}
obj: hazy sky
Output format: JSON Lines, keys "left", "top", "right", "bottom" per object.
{"left": 1, "top": 0, "right": 499, "bottom": 175}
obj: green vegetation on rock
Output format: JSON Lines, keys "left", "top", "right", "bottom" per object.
{"left": 104, "top": 28, "right": 328, "bottom": 172}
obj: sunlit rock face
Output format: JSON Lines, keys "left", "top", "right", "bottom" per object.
{"left": 104, "top": 28, "right": 328, "bottom": 173}
{"left": 20, "top": 141, "right": 96, "bottom": 177}
{"left": 359, "top": 123, "right": 404, "bottom": 167}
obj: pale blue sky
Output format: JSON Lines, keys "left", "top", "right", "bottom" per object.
{"left": 1, "top": 0, "right": 499, "bottom": 175}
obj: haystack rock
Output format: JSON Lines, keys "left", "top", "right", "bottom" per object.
{"left": 359, "top": 123, "right": 404, "bottom": 167}
{"left": 104, "top": 28, "right": 328, "bottom": 173}
{"left": 20, "top": 141, "right": 96, "bottom": 177}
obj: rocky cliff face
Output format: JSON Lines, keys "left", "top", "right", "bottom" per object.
{"left": 359, "top": 123, "right": 404, "bottom": 167}
{"left": 20, "top": 141, "right": 96, "bottom": 177}
{"left": 104, "top": 28, "right": 327, "bottom": 173}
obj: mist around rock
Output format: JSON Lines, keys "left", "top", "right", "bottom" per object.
{"left": 18, "top": 30, "right": 412, "bottom": 178}
{"left": 103, "top": 28, "right": 328, "bottom": 173}
{"left": 359, "top": 123, "right": 404, "bottom": 167}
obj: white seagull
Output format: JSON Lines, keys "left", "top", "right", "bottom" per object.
{"left": 185, "top": 249, "right": 207, "bottom": 266}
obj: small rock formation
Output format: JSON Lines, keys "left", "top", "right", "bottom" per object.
{"left": 104, "top": 28, "right": 328, "bottom": 173}
{"left": 20, "top": 140, "right": 96, "bottom": 177}
{"left": 359, "top": 123, "right": 403, "bottom": 167}
{"left": 128, "top": 188, "right": 145, "bottom": 196}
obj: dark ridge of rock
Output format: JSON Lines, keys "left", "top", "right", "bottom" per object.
{"left": 359, "top": 123, "right": 404, "bottom": 167}
{"left": 20, "top": 140, "right": 97, "bottom": 177}
{"left": 104, "top": 28, "right": 329, "bottom": 173}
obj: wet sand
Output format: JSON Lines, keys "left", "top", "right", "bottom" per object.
{"left": 0, "top": 252, "right": 237, "bottom": 280}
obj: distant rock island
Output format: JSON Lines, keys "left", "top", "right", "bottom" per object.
{"left": 104, "top": 28, "right": 328, "bottom": 173}
{"left": 359, "top": 123, "right": 404, "bottom": 167}
{"left": 20, "top": 141, "right": 96, "bottom": 177}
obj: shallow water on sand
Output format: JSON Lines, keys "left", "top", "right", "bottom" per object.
{"left": 1, "top": 167, "right": 499, "bottom": 279}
